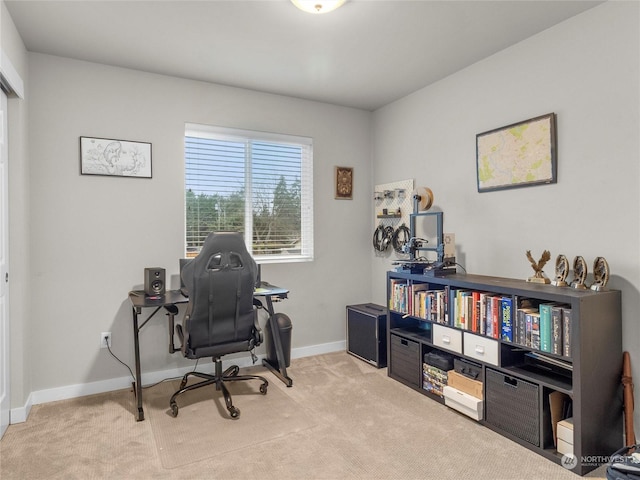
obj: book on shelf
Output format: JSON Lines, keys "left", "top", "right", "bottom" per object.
{"left": 539, "top": 303, "right": 555, "bottom": 353}
{"left": 466, "top": 292, "right": 474, "bottom": 332}
{"left": 417, "top": 290, "right": 427, "bottom": 319}
{"left": 516, "top": 307, "right": 537, "bottom": 347}
{"left": 411, "top": 287, "right": 447, "bottom": 323}
{"left": 485, "top": 295, "right": 493, "bottom": 338}
{"left": 411, "top": 283, "right": 430, "bottom": 318}
{"left": 551, "top": 304, "right": 565, "bottom": 356}
{"left": 470, "top": 292, "right": 476, "bottom": 332}
{"left": 491, "top": 295, "right": 501, "bottom": 340}
{"left": 563, "top": 308, "right": 573, "bottom": 358}
{"left": 447, "top": 287, "right": 457, "bottom": 327}
{"left": 456, "top": 290, "right": 464, "bottom": 329}
{"left": 465, "top": 291, "right": 473, "bottom": 331}
{"left": 479, "top": 292, "right": 488, "bottom": 336}
{"left": 530, "top": 311, "right": 541, "bottom": 350}
{"left": 436, "top": 290, "right": 446, "bottom": 324}
{"left": 501, "top": 296, "right": 513, "bottom": 342}
{"left": 389, "top": 278, "right": 408, "bottom": 313}
{"left": 457, "top": 290, "right": 471, "bottom": 330}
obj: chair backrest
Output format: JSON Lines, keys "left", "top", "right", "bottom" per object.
{"left": 180, "top": 232, "right": 258, "bottom": 356}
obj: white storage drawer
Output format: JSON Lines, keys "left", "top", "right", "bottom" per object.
{"left": 463, "top": 332, "right": 499, "bottom": 366}
{"left": 432, "top": 324, "right": 463, "bottom": 354}
{"left": 444, "top": 386, "right": 483, "bottom": 421}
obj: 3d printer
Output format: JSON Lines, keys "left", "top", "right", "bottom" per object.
{"left": 393, "top": 188, "right": 456, "bottom": 276}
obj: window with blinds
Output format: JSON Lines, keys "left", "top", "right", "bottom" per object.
{"left": 185, "top": 123, "right": 314, "bottom": 263}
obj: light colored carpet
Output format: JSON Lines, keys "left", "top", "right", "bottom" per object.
{"left": 0, "top": 352, "right": 609, "bottom": 479}
{"left": 146, "top": 372, "right": 316, "bottom": 468}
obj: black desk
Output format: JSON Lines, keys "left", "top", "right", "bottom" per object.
{"left": 128, "top": 285, "right": 291, "bottom": 421}
{"left": 253, "top": 284, "right": 292, "bottom": 388}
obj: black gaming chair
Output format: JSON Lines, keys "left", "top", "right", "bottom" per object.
{"left": 170, "top": 232, "right": 268, "bottom": 419}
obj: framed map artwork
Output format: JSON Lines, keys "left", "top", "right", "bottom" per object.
{"left": 476, "top": 113, "right": 557, "bottom": 193}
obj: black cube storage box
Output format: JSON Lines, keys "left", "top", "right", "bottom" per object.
{"left": 346, "top": 303, "right": 387, "bottom": 368}
{"left": 485, "top": 368, "right": 540, "bottom": 447}
{"left": 389, "top": 334, "right": 421, "bottom": 387}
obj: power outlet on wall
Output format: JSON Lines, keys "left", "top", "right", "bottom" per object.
{"left": 100, "top": 332, "right": 112, "bottom": 349}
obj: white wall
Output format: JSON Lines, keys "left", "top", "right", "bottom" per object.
{"left": 1, "top": 0, "right": 31, "bottom": 414}
{"left": 23, "top": 53, "right": 372, "bottom": 399}
{"left": 372, "top": 1, "right": 640, "bottom": 426}
{"left": 6, "top": 0, "right": 640, "bottom": 433}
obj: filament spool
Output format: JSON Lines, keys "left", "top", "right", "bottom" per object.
{"left": 412, "top": 187, "right": 434, "bottom": 211}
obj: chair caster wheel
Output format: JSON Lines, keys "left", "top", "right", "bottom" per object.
{"left": 229, "top": 406, "right": 240, "bottom": 419}
{"left": 260, "top": 383, "right": 268, "bottom": 395}
{"left": 170, "top": 402, "right": 179, "bottom": 417}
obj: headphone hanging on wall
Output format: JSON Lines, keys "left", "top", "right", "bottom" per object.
{"left": 381, "top": 226, "right": 394, "bottom": 251}
{"left": 373, "top": 225, "right": 396, "bottom": 252}
{"left": 373, "top": 225, "right": 386, "bottom": 252}
{"left": 392, "top": 224, "right": 411, "bottom": 254}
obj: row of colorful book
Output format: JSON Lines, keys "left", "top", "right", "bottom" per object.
{"left": 515, "top": 301, "right": 572, "bottom": 358}
{"left": 389, "top": 279, "right": 448, "bottom": 323}
{"left": 389, "top": 280, "right": 572, "bottom": 358}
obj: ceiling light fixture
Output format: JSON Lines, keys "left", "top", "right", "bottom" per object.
{"left": 291, "top": 0, "right": 347, "bottom": 15}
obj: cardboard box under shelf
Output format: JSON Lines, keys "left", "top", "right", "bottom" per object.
{"left": 557, "top": 439, "right": 573, "bottom": 456}
{"left": 443, "top": 385, "right": 483, "bottom": 421}
{"left": 557, "top": 418, "right": 574, "bottom": 455}
{"left": 447, "top": 370, "right": 483, "bottom": 399}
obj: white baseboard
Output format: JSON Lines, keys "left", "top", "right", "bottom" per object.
{"left": 10, "top": 340, "right": 345, "bottom": 424}
{"left": 10, "top": 392, "right": 32, "bottom": 424}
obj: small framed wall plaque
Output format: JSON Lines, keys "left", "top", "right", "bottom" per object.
{"left": 80, "top": 136, "right": 152, "bottom": 178}
{"left": 476, "top": 113, "right": 557, "bottom": 192}
{"left": 335, "top": 166, "right": 353, "bottom": 200}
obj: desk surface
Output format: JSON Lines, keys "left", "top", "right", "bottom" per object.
{"left": 129, "top": 289, "right": 188, "bottom": 308}
{"left": 129, "top": 284, "right": 288, "bottom": 308}
{"left": 254, "top": 282, "right": 289, "bottom": 298}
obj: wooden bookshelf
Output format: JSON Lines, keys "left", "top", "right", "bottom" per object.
{"left": 386, "top": 270, "right": 622, "bottom": 476}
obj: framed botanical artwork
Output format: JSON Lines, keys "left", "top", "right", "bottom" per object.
{"left": 80, "top": 136, "right": 152, "bottom": 178}
{"left": 476, "top": 113, "right": 557, "bottom": 192}
{"left": 335, "top": 166, "right": 353, "bottom": 200}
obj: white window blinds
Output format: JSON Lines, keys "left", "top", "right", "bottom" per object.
{"left": 185, "top": 123, "right": 314, "bottom": 263}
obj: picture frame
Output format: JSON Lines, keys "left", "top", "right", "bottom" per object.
{"left": 80, "top": 136, "right": 152, "bottom": 178}
{"left": 476, "top": 113, "right": 557, "bottom": 193}
{"left": 335, "top": 166, "right": 353, "bottom": 200}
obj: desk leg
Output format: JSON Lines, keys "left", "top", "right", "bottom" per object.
{"left": 132, "top": 307, "right": 145, "bottom": 421}
{"left": 261, "top": 296, "right": 293, "bottom": 387}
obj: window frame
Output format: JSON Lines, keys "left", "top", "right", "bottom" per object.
{"left": 184, "top": 123, "right": 314, "bottom": 264}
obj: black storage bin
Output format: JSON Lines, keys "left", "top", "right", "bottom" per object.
{"left": 265, "top": 313, "right": 292, "bottom": 368}
{"left": 346, "top": 303, "right": 387, "bottom": 367}
{"left": 485, "top": 368, "right": 540, "bottom": 446}
{"left": 424, "top": 351, "right": 455, "bottom": 371}
{"left": 389, "top": 334, "right": 421, "bottom": 388}
{"left": 454, "top": 358, "right": 482, "bottom": 380}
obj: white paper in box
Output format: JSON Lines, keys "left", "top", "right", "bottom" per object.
{"left": 557, "top": 417, "right": 574, "bottom": 445}
{"left": 557, "top": 438, "right": 573, "bottom": 455}
{"left": 443, "top": 385, "right": 483, "bottom": 421}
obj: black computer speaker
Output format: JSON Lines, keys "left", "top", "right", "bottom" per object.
{"left": 144, "top": 267, "right": 166, "bottom": 296}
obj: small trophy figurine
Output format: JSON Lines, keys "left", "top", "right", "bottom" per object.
{"left": 551, "top": 254, "right": 569, "bottom": 287}
{"left": 590, "top": 257, "right": 610, "bottom": 291}
{"left": 526, "top": 250, "right": 551, "bottom": 284}
{"left": 570, "top": 256, "right": 588, "bottom": 290}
